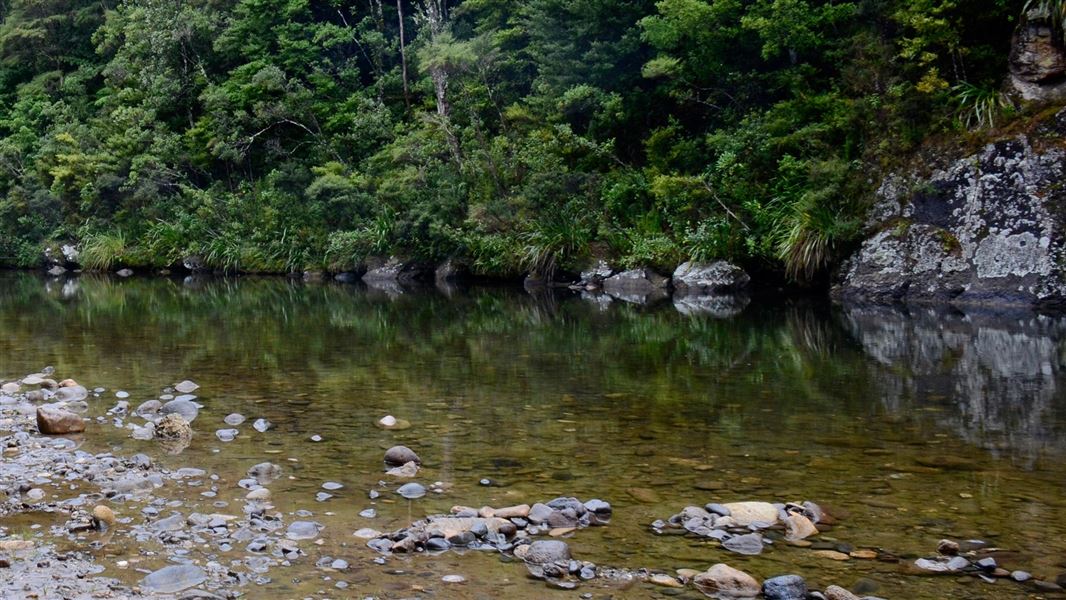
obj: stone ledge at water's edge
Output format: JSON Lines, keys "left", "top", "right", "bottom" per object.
{"left": 834, "top": 112, "right": 1066, "bottom": 310}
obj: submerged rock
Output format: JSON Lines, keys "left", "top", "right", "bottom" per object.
{"left": 522, "top": 540, "right": 571, "bottom": 564}
{"left": 140, "top": 564, "right": 206, "bottom": 594}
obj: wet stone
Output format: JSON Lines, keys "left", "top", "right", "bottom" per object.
{"left": 140, "top": 564, "right": 207, "bottom": 594}
{"left": 763, "top": 575, "right": 807, "bottom": 600}
{"left": 723, "top": 532, "right": 764, "bottom": 555}
{"left": 223, "top": 413, "right": 245, "bottom": 426}
{"left": 286, "top": 521, "right": 321, "bottom": 540}
{"left": 396, "top": 483, "right": 426, "bottom": 499}
{"left": 215, "top": 429, "right": 238, "bottom": 442}
{"left": 161, "top": 399, "right": 199, "bottom": 423}
{"left": 252, "top": 418, "right": 272, "bottom": 432}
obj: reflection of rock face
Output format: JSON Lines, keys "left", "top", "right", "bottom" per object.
{"left": 842, "top": 305, "right": 1066, "bottom": 464}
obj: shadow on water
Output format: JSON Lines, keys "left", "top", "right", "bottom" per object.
{"left": 1, "top": 272, "right": 1065, "bottom": 599}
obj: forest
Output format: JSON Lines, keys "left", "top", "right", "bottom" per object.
{"left": 0, "top": 0, "right": 1025, "bottom": 282}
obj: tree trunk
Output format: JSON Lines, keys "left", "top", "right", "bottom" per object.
{"left": 397, "top": 0, "right": 410, "bottom": 108}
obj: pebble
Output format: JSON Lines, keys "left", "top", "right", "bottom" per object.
{"left": 223, "top": 413, "right": 245, "bottom": 425}
{"left": 115, "top": 391, "right": 130, "bottom": 399}
{"left": 322, "top": 482, "right": 343, "bottom": 491}
{"left": 215, "top": 429, "right": 239, "bottom": 442}
{"left": 252, "top": 418, "right": 272, "bottom": 432}
{"left": 442, "top": 574, "right": 466, "bottom": 584}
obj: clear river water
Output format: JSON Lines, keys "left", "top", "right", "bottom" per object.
{"left": 1, "top": 271, "right": 1064, "bottom": 599}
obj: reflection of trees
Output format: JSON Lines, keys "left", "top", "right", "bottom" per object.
{"left": 7, "top": 272, "right": 1061, "bottom": 468}
{"left": 840, "top": 304, "right": 1066, "bottom": 466}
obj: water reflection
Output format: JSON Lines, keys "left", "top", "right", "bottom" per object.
{"left": 840, "top": 304, "right": 1066, "bottom": 465}
{"left": 6, "top": 272, "right": 1066, "bottom": 599}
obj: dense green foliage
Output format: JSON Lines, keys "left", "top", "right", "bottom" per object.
{"left": 0, "top": 0, "right": 1024, "bottom": 279}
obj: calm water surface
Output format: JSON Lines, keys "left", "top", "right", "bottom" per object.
{"left": 1, "top": 272, "right": 1065, "bottom": 599}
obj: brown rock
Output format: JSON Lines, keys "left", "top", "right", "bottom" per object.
{"left": 825, "top": 585, "right": 860, "bottom": 600}
{"left": 36, "top": 404, "right": 86, "bottom": 434}
{"left": 693, "top": 563, "right": 760, "bottom": 598}
{"left": 92, "top": 505, "right": 116, "bottom": 530}
{"left": 814, "top": 550, "right": 851, "bottom": 561}
{"left": 722, "top": 501, "right": 779, "bottom": 526}
{"left": 493, "top": 504, "right": 530, "bottom": 519}
{"left": 937, "top": 539, "right": 960, "bottom": 556}
{"left": 784, "top": 513, "right": 818, "bottom": 541}
{"left": 59, "top": 379, "right": 79, "bottom": 387}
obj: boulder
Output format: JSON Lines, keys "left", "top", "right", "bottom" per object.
{"left": 181, "top": 255, "right": 205, "bottom": 272}
{"left": 672, "top": 261, "right": 750, "bottom": 295}
{"left": 363, "top": 256, "right": 430, "bottom": 284}
{"left": 693, "top": 564, "right": 760, "bottom": 598}
{"left": 435, "top": 258, "right": 468, "bottom": 283}
{"left": 522, "top": 540, "right": 571, "bottom": 564}
{"left": 1011, "top": 14, "right": 1066, "bottom": 101}
{"left": 835, "top": 131, "right": 1066, "bottom": 309}
{"left": 384, "top": 445, "right": 421, "bottom": 466}
{"left": 36, "top": 404, "right": 86, "bottom": 434}
{"left": 603, "top": 267, "right": 669, "bottom": 296}
{"left": 579, "top": 259, "right": 616, "bottom": 287}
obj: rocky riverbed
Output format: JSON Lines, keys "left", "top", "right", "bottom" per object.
{"left": 3, "top": 366, "right": 1066, "bottom": 599}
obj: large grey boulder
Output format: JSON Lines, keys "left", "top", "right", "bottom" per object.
{"left": 835, "top": 128, "right": 1066, "bottom": 309}
{"left": 363, "top": 256, "right": 430, "bottom": 284}
{"left": 602, "top": 267, "right": 669, "bottom": 304}
{"left": 672, "top": 261, "right": 750, "bottom": 295}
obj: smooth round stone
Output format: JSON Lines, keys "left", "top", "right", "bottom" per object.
{"left": 331, "top": 559, "right": 348, "bottom": 570}
{"left": 135, "top": 400, "right": 162, "bottom": 416}
{"left": 396, "top": 483, "right": 426, "bottom": 499}
{"left": 322, "top": 482, "right": 343, "bottom": 491}
{"left": 160, "top": 399, "right": 199, "bottom": 423}
{"left": 286, "top": 521, "right": 321, "bottom": 540}
{"left": 359, "top": 508, "right": 376, "bottom": 518}
{"left": 55, "top": 386, "right": 88, "bottom": 403}
{"left": 224, "top": 413, "right": 246, "bottom": 426}
{"left": 174, "top": 380, "right": 199, "bottom": 394}
{"left": 252, "top": 418, "right": 272, "bottom": 432}
{"left": 174, "top": 394, "right": 197, "bottom": 402}
{"left": 216, "top": 429, "right": 239, "bottom": 442}
{"left": 115, "top": 390, "right": 130, "bottom": 399}
{"left": 140, "top": 564, "right": 207, "bottom": 594}
{"left": 379, "top": 415, "right": 397, "bottom": 427}
{"left": 442, "top": 574, "right": 466, "bottom": 584}
{"left": 310, "top": 435, "right": 323, "bottom": 442}
{"left": 316, "top": 492, "right": 333, "bottom": 502}
{"left": 26, "top": 488, "right": 45, "bottom": 501}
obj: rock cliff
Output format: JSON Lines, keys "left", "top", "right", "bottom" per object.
{"left": 834, "top": 111, "right": 1066, "bottom": 309}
